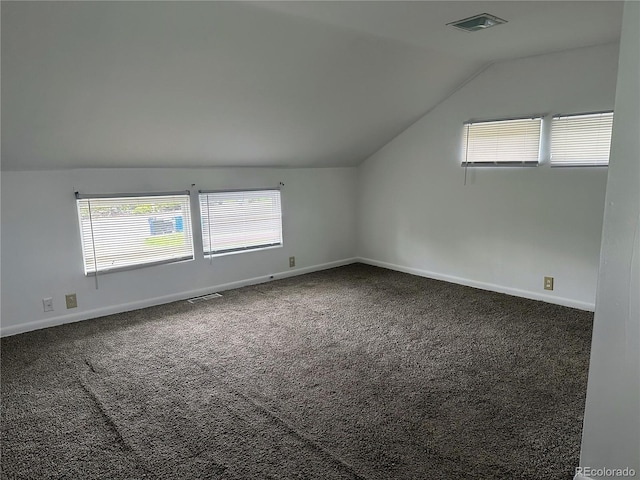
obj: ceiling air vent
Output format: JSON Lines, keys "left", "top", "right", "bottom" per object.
{"left": 447, "top": 13, "right": 507, "bottom": 32}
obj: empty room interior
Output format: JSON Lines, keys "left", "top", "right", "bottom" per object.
{"left": 1, "top": 1, "right": 638, "bottom": 480}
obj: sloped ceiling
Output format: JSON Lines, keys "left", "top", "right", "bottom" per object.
{"left": 1, "top": 1, "right": 623, "bottom": 171}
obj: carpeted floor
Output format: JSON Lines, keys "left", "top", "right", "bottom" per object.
{"left": 1, "top": 264, "right": 593, "bottom": 480}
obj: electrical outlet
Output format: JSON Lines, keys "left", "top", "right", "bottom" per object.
{"left": 289, "top": 256, "right": 296, "bottom": 268}
{"left": 544, "top": 276, "right": 554, "bottom": 291}
{"left": 43, "top": 298, "right": 54, "bottom": 312}
{"left": 65, "top": 293, "right": 78, "bottom": 309}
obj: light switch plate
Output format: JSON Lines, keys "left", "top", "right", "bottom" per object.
{"left": 43, "top": 298, "right": 54, "bottom": 312}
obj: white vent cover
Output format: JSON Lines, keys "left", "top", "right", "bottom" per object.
{"left": 447, "top": 13, "right": 507, "bottom": 32}
{"left": 187, "top": 293, "right": 223, "bottom": 304}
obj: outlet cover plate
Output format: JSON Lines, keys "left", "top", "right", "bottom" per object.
{"left": 544, "top": 277, "right": 554, "bottom": 291}
{"left": 66, "top": 293, "right": 78, "bottom": 309}
{"left": 289, "top": 256, "right": 295, "bottom": 268}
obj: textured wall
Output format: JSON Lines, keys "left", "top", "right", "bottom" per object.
{"left": 578, "top": 2, "right": 640, "bottom": 478}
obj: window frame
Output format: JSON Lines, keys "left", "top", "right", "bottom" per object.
{"left": 75, "top": 191, "right": 194, "bottom": 276}
{"left": 198, "top": 188, "right": 283, "bottom": 258}
{"left": 550, "top": 110, "right": 614, "bottom": 168}
{"left": 461, "top": 115, "right": 544, "bottom": 167}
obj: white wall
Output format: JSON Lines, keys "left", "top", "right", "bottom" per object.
{"left": 577, "top": 2, "right": 640, "bottom": 479}
{"left": 357, "top": 43, "right": 619, "bottom": 310}
{"left": 0, "top": 167, "right": 357, "bottom": 335}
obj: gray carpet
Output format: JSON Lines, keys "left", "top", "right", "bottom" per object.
{"left": 1, "top": 264, "right": 593, "bottom": 480}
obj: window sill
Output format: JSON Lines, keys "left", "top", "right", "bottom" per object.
{"left": 460, "top": 161, "right": 539, "bottom": 167}
{"left": 85, "top": 255, "right": 195, "bottom": 276}
{"left": 205, "top": 244, "right": 283, "bottom": 259}
{"left": 550, "top": 163, "right": 609, "bottom": 168}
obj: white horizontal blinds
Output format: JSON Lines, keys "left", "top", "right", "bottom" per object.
{"left": 550, "top": 111, "right": 613, "bottom": 166}
{"left": 199, "top": 190, "right": 282, "bottom": 255}
{"left": 77, "top": 194, "right": 193, "bottom": 275}
{"left": 463, "top": 117, "right": 542, "bottom": 165}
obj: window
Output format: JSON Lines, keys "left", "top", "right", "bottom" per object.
{"left": 199, "top": 189, "right": 282, "bottom": 256}
{"left": 462, "top": 116, "right": 542, "bottom": 166}
{"left": 76, "top": 192, "right": 194, "bottom": 275}
{"left": 550, "top": 111, "right": 613, "bottom": 167}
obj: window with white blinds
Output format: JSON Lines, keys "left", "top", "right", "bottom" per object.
{"left": 76, "top": 193, "right": 194, "bottom": 275}
{"left": 199, "top": 189, "right": 282, "bottom": 256}
{"left": 462, "top": 117, "right": 542, "bottom": 166}
{"left": 550, "top": 111, "right": 613, "bottom": 167}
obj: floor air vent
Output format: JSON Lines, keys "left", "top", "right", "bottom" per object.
{"left": 187, "top": 293, "right": 223, "bottom": 304}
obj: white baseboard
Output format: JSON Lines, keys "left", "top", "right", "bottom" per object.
{"left": 357, "top": 257, "right": 595, "bottom": 312}
{"left": 0, "top": 258, "right": 358, "bottom": 337}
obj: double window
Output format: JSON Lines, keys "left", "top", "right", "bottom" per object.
{"left": 550, "top": 111, "right": 614, "bottom": 167}
{"left": 76, "top": 192, "right": 194, "bottom": 275}
{"left": 76, "top": 189, "right": 283, "bottom": 276}
{"left": 462, "top": 116, "right": 543, "bottom": 166}
{"left": 199, "top": 189, "right": 283, "bottom": 256}
{"left": 462, "top": 111, "right": 613, "bottom": 167}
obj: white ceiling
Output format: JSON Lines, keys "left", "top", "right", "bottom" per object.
{"left": 1, "top": 1, "right": 623, "bottom": 171}
{"left": 258, "top": 1, "right": 623, "bottom": 62}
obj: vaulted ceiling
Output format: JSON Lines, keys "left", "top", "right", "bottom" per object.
{"left": 1, "top": 1, "right": 623, "bottom": 171}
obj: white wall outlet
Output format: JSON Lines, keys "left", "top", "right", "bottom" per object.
{"left": 43, "top": 298, "right": 54, "bottom": 312}
{"left": 289, "top": 256, "right": 296, "bottom": 268}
